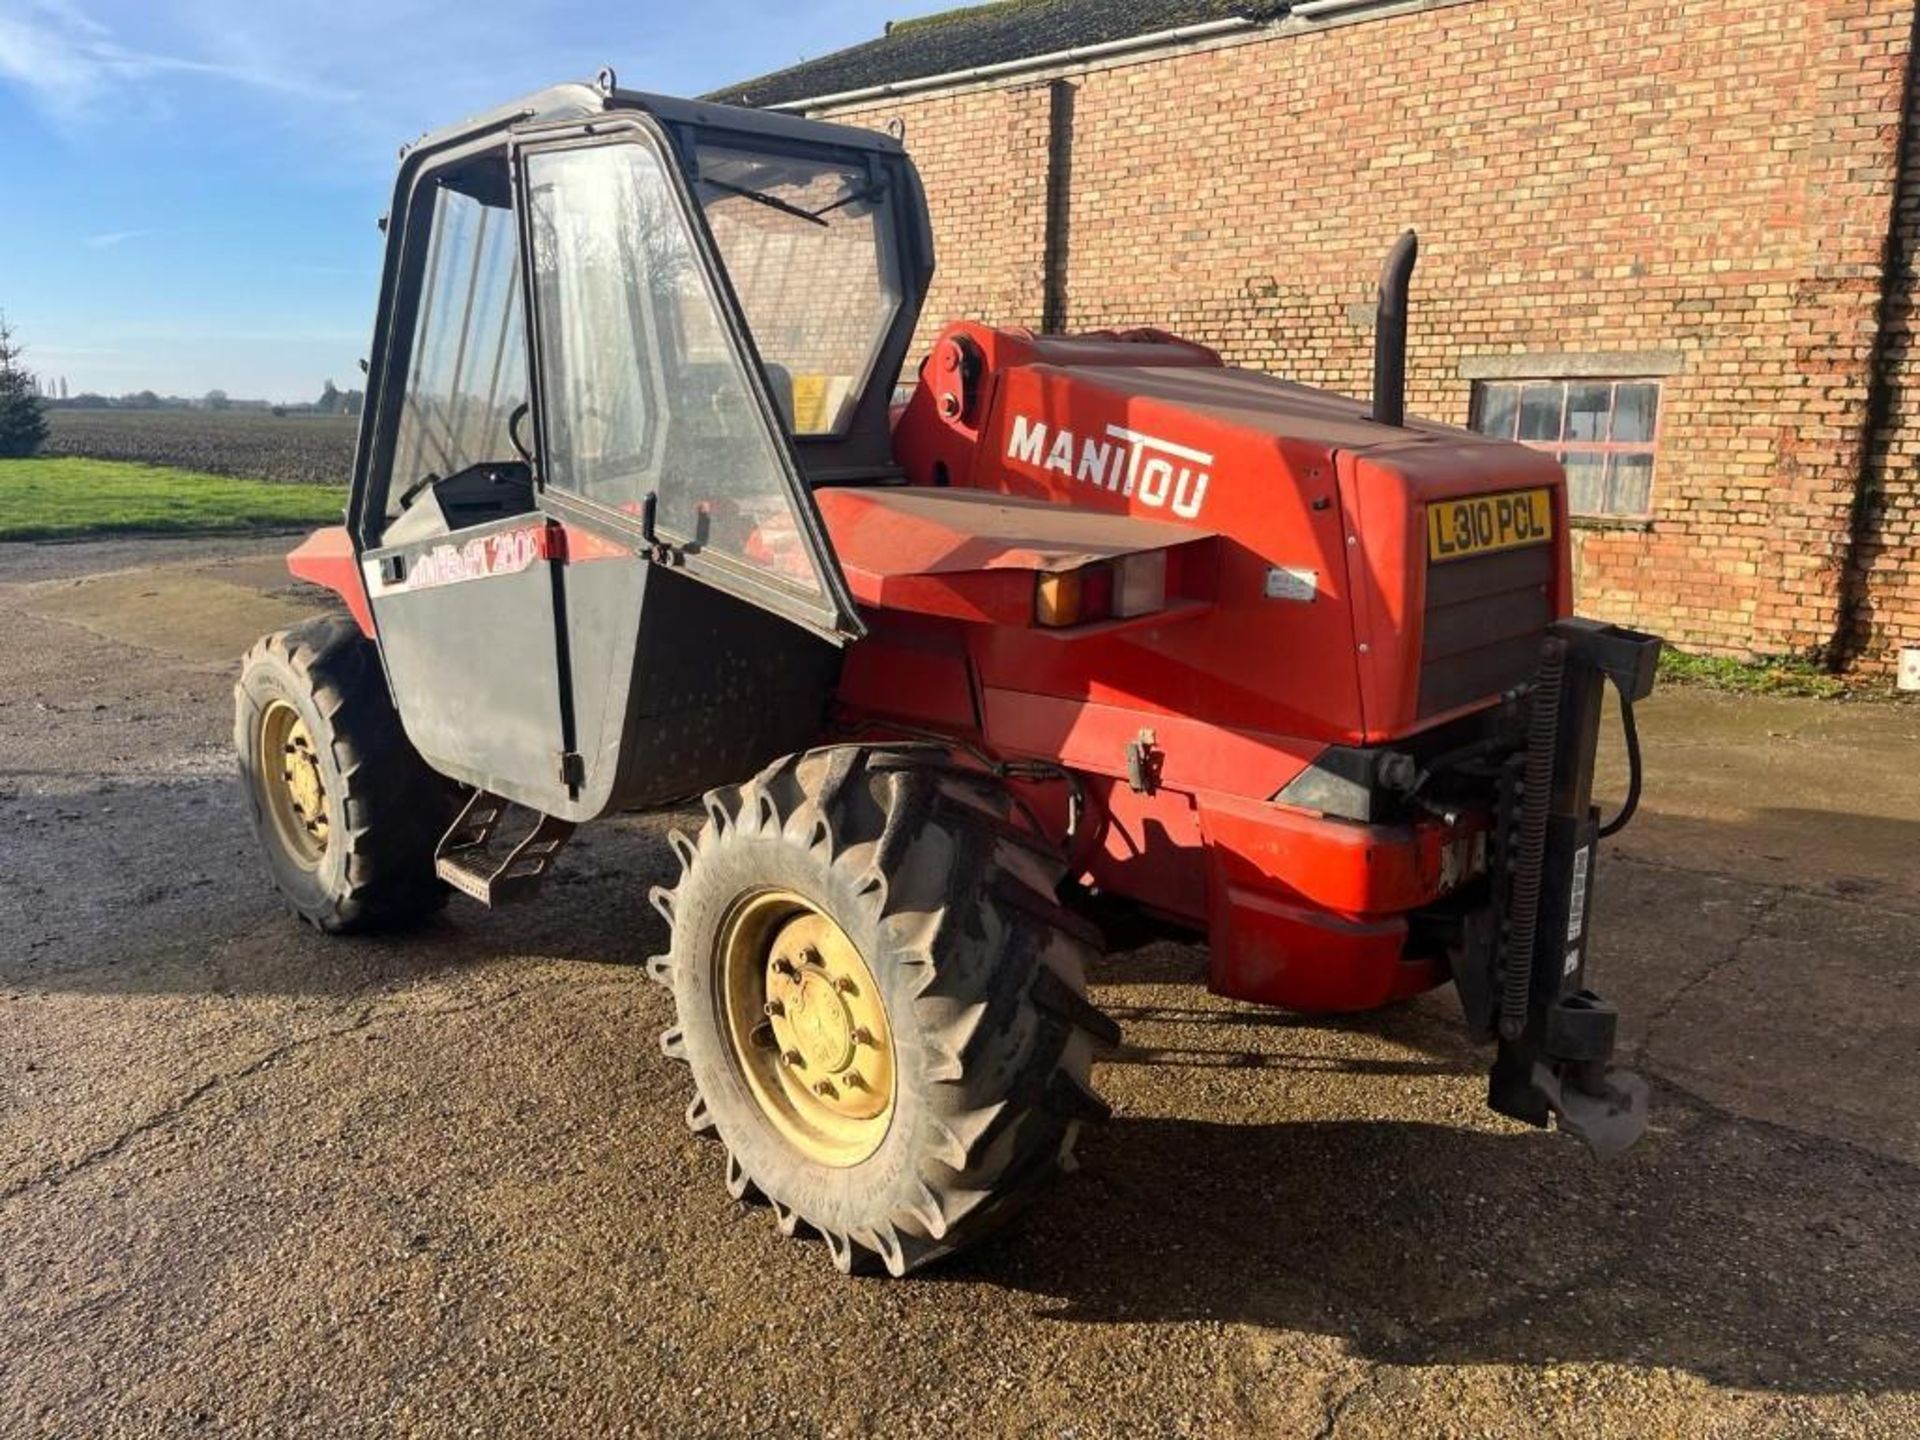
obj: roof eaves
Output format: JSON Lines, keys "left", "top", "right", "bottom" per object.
{"left": 706, "top": 0, "right": 1293, "bottom": 110}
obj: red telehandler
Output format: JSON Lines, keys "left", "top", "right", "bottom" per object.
{"left": 236, "top": 79, "right": 1660, "bottom": 1276}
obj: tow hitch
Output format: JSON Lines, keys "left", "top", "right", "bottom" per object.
{"left": 1456, "top": 617, "right": 1662, "bottom": 1158}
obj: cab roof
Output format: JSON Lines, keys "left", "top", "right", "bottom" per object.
{"left": 400, "top": 81, "right": 911, "bottom": 162}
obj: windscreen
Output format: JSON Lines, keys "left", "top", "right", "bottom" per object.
{"left": 524, "top": 138, "right": 830, "bottom": 601}
{"left": 694, "top": 145, "right": 903, "bottom": 437}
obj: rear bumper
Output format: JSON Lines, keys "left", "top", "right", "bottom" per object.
{"left": 1200, "top": 616, "right": 1663, "bottom": 1158}
{"left": 1199, "top": 792, "right": 1483, "bottom": 1012}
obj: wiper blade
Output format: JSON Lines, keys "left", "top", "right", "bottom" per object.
{"left": 807, "top": 181, "right": 885, "bottom": 221}
{"left": 699, "top": 177, "right": 828, "bottom": 228}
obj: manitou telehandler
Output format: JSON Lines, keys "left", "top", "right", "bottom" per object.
{"left": 236, "top": 77, "right": 1661, "bottom": 1276}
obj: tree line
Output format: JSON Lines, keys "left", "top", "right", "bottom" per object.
{"left": 0, "top": 311, "right": 364, "bottom": 460}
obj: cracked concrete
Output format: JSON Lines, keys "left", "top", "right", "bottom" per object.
{"left": 1632, "top": 887, "right": 1785, "bottom": 1071}
{"left": 2, "top": 535, "right": 1917, "bottom": 1439}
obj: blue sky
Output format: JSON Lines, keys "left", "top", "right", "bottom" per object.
{"left": 0, "top": 0, "right": 924, "bottom": 401}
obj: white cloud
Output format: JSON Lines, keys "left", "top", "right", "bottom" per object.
{"left": 82, "top": 227, "right": 150, "bottom": 248}
{"left": 0, "top": 0, "right": 358, "bottom": 120}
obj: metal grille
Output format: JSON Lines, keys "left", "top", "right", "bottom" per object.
{"left": 1418, "top": 545, "right": 1553, "bottom": 717}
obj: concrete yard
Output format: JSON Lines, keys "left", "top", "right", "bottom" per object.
{"left": 2, "top": 535, "right": 1916, "bottom": 1438}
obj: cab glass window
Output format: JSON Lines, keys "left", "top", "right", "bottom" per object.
{"left": 524, "top": 139, "right": 826, "bottom": 597}
{"left": 694, "top": 145, "right": 902, "bottom": 437}
{"left": 389, "top": 172, "right": 527, "bottom": 523}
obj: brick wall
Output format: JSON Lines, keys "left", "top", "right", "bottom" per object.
{"left": 810, "top": 0, "right": 1917, "bottom": 669}
{"left": 1859, "top": 9, "right": 1920, "bottom": 669}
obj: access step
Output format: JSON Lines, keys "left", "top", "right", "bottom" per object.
{"left": 435, "top": 789, "right": 574, "bottom": 906}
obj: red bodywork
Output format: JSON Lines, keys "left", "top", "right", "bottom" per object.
{"left": 288, "top": 527, "right": 373, "bottom": 635}
{"left": 831, "top": 324, "right": 1568, "bottom": 1012}
{"left": 291, "top": 323, "right": 1568, "bottom": 1015}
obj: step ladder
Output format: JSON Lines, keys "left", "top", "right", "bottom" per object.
{"left": 434, "top": 789, "right": 575, "bottom": 906}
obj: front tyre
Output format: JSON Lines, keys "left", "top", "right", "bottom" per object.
{"left": 234, "top": 616, "right": 453, "bottom": 933}
{"left": 651, "top": 747, "right": 1119, "bottom": 1277}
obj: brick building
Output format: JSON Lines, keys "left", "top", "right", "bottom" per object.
{"left": 713, "top": 0, "right": 1920, "bottom": 674}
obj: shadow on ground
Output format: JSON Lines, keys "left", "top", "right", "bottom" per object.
{"left": 949, "top": 1092, "right": 1915, "bottom": 1397}
{"left": 7, "top": 761, "right": 1915, "bottom": 1403}
{"left": 0, "top": 772, "right": 676, "bottom": 999}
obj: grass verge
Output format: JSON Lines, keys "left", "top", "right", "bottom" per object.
{"left": 0, "top": 457, "right": 344, "bottom": 541}
{"left": 1657, "top": 648, "right": 1851, "bottom": 700}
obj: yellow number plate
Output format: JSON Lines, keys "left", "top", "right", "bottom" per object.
{"left": 1427, "top": 488, "right": 1554, "bottom": 563}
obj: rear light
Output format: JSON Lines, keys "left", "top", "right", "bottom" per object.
{"left": 1114, "top": 549, "right": 1166, "bottom": 618}
{"left": 1035, "top": 552, "right": 1169, "bottom": 628}
{"left": 1035, "top": 569, "right": 1091, "bottom": 627}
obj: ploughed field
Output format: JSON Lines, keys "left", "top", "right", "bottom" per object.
{"left": 45, "top": 409, "right": 356, "bottom": 486}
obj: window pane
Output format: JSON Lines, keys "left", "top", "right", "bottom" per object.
{"left": 696, "top": 146, "right": 903, "bottom": 436}
{"left": 390, "top": 180, "right": 526, "bottom": 521}
{"left": 1613, "top": 382, "right": 1659, "bottom": 443}
{"left": 1474, "top": 383, "right": 1519, "bottom": 439}
{"left": 1563, "top": 451, "right": 1607, "bottom": 516}
{"left": 1565, "top": 382, "right": 1613, "bottom": 443}
{"left": 1518, "top": 384, "right": 1564, "bottom": 442}
{"left": 527, "top": 142, "right": 824, "bottom": 595}
{"left": 1607, "top": 453, "right": 1654, "bottom": 515}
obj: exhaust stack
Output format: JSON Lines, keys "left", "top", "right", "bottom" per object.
{"left": 1371, "top": 229, "right": 1419, "bottom": 428}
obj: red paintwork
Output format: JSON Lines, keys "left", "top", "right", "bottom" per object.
{"left": 291, "top": 322, "right": 1566, "bottom": 1016}
{"left": 833, "top": 322, "right": 1569, "bottom": 1012}
{"left": 816, "top": 486, "right": 1214, "bottom": 628}
{"left": 289, "top": 519, "right": 627, "bottom": 642}
{"left": 287, "top": 526, "right": 374, "bottom": 637}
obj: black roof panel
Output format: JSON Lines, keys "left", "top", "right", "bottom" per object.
{"left": 706, "top": 0, "right": 1293, "bottom": 109}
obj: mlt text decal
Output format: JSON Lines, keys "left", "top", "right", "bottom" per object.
{"left": 364, "top": 522, "right": 551, "bottom": 597}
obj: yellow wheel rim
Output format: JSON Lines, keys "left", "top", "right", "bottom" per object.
{"left": 258, "top": 699, "right": 329, "bottom": 868}
{"left": 718, "top": 889, "right": 896, "bottom": 1168}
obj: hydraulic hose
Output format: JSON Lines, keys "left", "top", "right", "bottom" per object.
{"left": 1597, "top": 687, "right": 1642, "bottom": 839}
{"left": 1501, "top": 638, "right": 1566, "bottom": 1042}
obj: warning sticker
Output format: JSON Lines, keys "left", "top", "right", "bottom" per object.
{"left": 1568, "top": 843, "right": 1591, "bottom": 942}
{"left": 1264, "top": 566, "right": 1318, "bottom": 602}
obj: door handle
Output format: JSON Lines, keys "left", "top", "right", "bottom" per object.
{"left": 380, "top": 554, "right": 407, "bottom": 584}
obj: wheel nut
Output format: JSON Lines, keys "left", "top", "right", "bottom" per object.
{"left": 783, "top": 1049, "right": 805, "bottom": 1068}
{"left": 772, "top": 958, "right": 799, "bottom": 979}
{"left": 851, "top": 1026, "right": 876, "bottom": 1047}
{"left": 832, "top": 976, "right": 858, "bottom": 996}
{"left": 812, "top": 1079, "right": 837, "bottom": 1098}
{"left": 763, "top": 1000, "right": 785, "bottom": 1018}
{"left": 842, "top": 1070, "right": 866, "bottom": 1091}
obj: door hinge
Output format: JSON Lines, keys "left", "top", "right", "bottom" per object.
{"left": 557, "top": 750, "right": 585, "bottom": 788}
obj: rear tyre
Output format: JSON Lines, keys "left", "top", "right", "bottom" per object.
{"left": 234, "top": 615, "right": 454, "bottom": 933}
{"left": 651, "top": 746, "right": 1119, "bottom": 1277}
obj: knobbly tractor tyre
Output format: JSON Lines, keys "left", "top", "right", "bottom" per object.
{"left": 650, "top": 746, "right": 1119, "bottom": 1276}
{"left": 235, "top": 615, "right": 454, "bottom": 933}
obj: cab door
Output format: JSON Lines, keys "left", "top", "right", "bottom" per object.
{"left": 515, "top": 120, "right": 863, "bottom": 818}
{"left": 356, "top": 146, "right": 569, "bottom": 809}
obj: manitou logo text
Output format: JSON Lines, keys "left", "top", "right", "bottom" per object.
{"left": 1007, "top": 415, "right": 1212, "bottom": 519}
